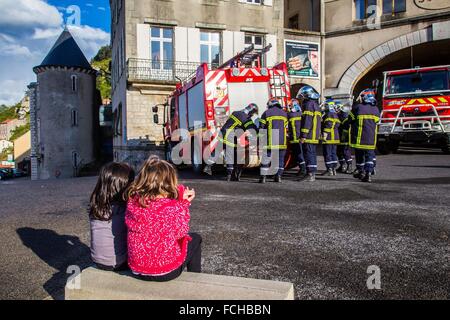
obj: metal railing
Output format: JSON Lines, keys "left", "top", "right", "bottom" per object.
{"left": 127, "top": 58, "right": 218, "bottom": 83}
{"left": 379, "top": 104, "right": 450, "bottom": 133}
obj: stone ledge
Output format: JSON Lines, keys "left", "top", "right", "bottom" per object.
{"left": 65, "top": 267, "right": 295, "bottom": 300}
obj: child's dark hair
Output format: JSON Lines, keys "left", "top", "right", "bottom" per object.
{"left": 89, "top": 162, "right": 135, "bottom": 221}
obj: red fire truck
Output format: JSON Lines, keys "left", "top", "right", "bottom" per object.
{"left": 377, "top": 65, "right": 450, "bottom": 154}
{"left": 162, "top": 44, "right": 292, "bottom": 172}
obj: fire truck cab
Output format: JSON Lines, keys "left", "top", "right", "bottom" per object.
{"left": 163, "top": 44, "right": 292, "bottom": 172}
{"left": 377, "top": 65, "right": 450, "bottom": 154}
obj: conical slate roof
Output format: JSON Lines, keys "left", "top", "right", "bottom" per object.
{"left": 34, "top": 27, "right": 93, "bottom": 72}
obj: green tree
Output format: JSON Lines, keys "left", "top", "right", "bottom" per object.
{"left": 91, "top": 45, "right": 112, "bottom": 100}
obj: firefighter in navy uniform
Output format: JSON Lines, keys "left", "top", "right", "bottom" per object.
{"left": 336, "top": 103, "right": 353, "bottom": 174}
{"left": 296, "top": 86, "right": 322, "bottom": 182}
{"left": 287, "top": 99, "right": 306, "bottom": 175}
{"left": 348, "top": 89, "right": 380, "bottom": 183}
{"left": 259, "top": 98, "right": 288, "bottom": 183}
{"left": 203, "top": 103, "right": 258, "bottom": 181}
{"left": 321, "top": 100, "right": 340, "bottom": 176}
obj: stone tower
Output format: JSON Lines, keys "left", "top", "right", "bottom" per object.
{"left": 29, "top": 28, "right": 98, "bottom": 180}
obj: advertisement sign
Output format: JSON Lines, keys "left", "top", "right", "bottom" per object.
{"left": 414, "top": 0, "right": 450, "bottom": 10}
{"left": 285, "top": 40, "right": 320, "bottom": 78}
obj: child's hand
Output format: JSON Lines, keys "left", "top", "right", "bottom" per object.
{"left": 183, "top": 187, "right": 196, "bottom": 203}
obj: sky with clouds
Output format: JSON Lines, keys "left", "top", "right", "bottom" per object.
{"left": 0, "top": 0, "right": 111, "bottom": 105}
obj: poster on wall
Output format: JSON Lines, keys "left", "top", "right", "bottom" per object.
{"left": 285, "top": 40, "right": 320, "bottom": 78}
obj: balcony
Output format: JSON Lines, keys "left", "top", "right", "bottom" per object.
{"left": 127, "top": 58, "right": 217, "bottom": 83}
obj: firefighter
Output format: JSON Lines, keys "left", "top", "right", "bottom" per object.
{"left": 321, "top": 100, "right": 340, "bottom": 176}
{"left": 287, "top": 99, "right": 306, "bottom": 175}
{"left": 296, "top": 86, "right": 322, "bottom": 182}
{"left": 336, "top": 102, "right": 353, "bottom": 174}
{"left": 203, "top": 103, "right": 258, "bottom": 181}
{"left": 348, "top": 89, "right": 380, "bottom": 183}
{"left": 259, "top": 98, "right": 288, "bottom": 183}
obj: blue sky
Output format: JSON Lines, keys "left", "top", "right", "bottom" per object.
{"left": 0, "top": 0, "right": 111, "bottom": 105}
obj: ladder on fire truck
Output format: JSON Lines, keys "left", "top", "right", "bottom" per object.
{"left": 218, "top": 43, "right": 287, "bottom": 106}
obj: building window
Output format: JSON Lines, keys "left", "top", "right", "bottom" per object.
{"left": 382, "top": 0, "right": 406, "bottom": 15}
{"left": 150, "top": 27, "right": 173, "bottom": 70}
{"left": 72, "top": 151, "right": 79, "bottom": 168}
{"left": 71, "top": 75, "right": 77, "bottom": 92}
{"left": 246, "top": 0, "right": 262, "bottom": 4}
{"left": 200, "top": 31, "right": 221, "bottom": 66}
{"left": 355, "top": 0, "right": 377, "bottom": 20}
{"left": 288, "top": 14, "right": 299, "bottom": 29}
{"left": 244, "top": 33, "right": 265, "bottom": 66}
{"left": 71, "top": 109, "right": 78, "bottom": 127}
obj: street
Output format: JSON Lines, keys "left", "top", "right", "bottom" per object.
{"left": 0, "top": 148, "right": 449, "bottom": 300}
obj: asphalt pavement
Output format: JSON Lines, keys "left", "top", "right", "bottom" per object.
{"left": 0, "top": 147, "right": 449, "bottom": 300}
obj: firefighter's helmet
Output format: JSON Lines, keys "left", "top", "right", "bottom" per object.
{"left": 289, "top": 99, "right": 301, "bottom": 112}
{"left": 296, "top": 85, "right": 320, "bottom": 101}
{"left": 244, "top": 103, "right": 258, "bottom": 116}
{"left": 323, "top": 99, "right": 336, "bottom": 112}
{"left": 267, "top": 98, "right": 282, "bottom": 108}
{"left": 357, "top": 89, "right": 377, "bottom": 106}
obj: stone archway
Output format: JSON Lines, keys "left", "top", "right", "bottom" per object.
{"left": 326, "top": 21, "right": 450, "bottom": 98}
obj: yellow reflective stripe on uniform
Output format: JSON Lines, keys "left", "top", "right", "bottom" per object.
{"left": 289, "top": 116, "right": 301, "bottom": 143}
{"left": 357, "top": 114, "right": 380, "bottom": 122}
{"left": 323, "top": 128, "right": 332, "bottom": 132}
{"left": 229, "top": 114, "right": 242, "bottom": 125}
{"left": 323, "top": 140, "right": 340, "bottom": 144}
{"left": 301, "top": 128, "right": 309, "bottom": 133}
{"left": 223, "top": 115, "right": 242, "bottom": 144}
{"left": 349, "top": 112, "right": 356, "bottom": 120}
{"left": 218, "top": 136, "right": 237, "bottom": 147}
{"left": 303, "top": 111, "right": 314, "bottom": 116}
{"left": 244, "top": 120, "right": 254, "bottom": 128}
{"left": 266, "top": 115, "right": 288, "bottom": 149}
{"left": 324, "top": 118, "right": 341, "bottom": 123}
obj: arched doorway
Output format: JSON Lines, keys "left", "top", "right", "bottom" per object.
{"left": 353, "top": 39, "right": 450, "bottom": 99}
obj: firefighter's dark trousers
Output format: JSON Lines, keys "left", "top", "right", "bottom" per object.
{"left": 224, "top": 144, "right": 245, "bottom": 175}
{"left": 290, "top": 142, "right": 305, "bottom": 168}
{"left": 323, "top": 144, "right": 338, "bottom": 170}
{"left": 260, "top": 149, "right": 286, "bottom": 176}
{"left": 355, "top": 149, "right": 375, "bottom": 174}
{"left": 337, "top": 144, "right": 352, "bottom": 166}
{"left": 302, "top": 143, "right": 318, "bottom": 174}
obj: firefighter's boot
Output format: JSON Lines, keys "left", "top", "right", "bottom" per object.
{"left": 321, "top": 168, "right": 333, "bottom": 176}
{"left": 298, "top": 173, "right": 315, "bottom": 182}
{"left": 259, "top": 175, "right": 266, "bottom": 184}
{"left": 345, "top": 163, "right": 353, "bottom": 174}
{"left": 353, "top": 169, "right": 363, "bottom": 179}
{"left": 371, "top": 168, "right": 376, "bottom": 176}
{"left": 297, "top": 164, "right": 306, "bottom": 176}
{"left": 203, "top": 164, "right": 213, "bottom": 176}
{"left": 332, "top": 168, "right": 337, "bottom": 176}
{"left": 336, "top": 164, "right": 345, "bottom": 173}
{"left": 361, "top": 172, "right": 372, "bottom": 183}
{"left": 274, "top": 175, "right": 282, "bottom": 183}
{"left": 235, "top": 167, "right": 243, "bottom": 182}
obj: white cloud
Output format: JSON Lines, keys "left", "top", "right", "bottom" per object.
{"left": 86, "top": 3, "right": 94, "bottom": 7}
{"left": 0, "top": 80, "right": 27, "bottom": 106}
{"left": 1, "top": 44, "right": 33, "bottom": 57}
{"left": 98, "top": 7, "right": 106, "bottom": 11}
{"left": 0, "top": 0, "right": 62, "bottom": 31}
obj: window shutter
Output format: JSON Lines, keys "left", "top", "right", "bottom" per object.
{"left": 136, "top": 24, "right": 150, "bottom": 59}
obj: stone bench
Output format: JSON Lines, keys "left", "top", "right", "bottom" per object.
{"left": 65, "top": 267, "right": 295, "bottom": 300}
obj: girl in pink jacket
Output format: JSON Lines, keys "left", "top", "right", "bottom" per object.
{"left": 125, "top": 156, "right": 201, "bottom": 281}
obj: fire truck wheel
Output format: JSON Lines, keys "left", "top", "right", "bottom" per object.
{"left": 165, "top": 141, "right": 173, "bottom": 163}
{"left": 376, "top": 141, "right": 392, "bottom": 155}
{"left": 442, "top": 141, "right": 450, "bottom": 154}
{"left": 390, "top": 141, "right": 400, "bottom": 154}
{"left": 191, "top": 140, "right": 203, "bottom": 174}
